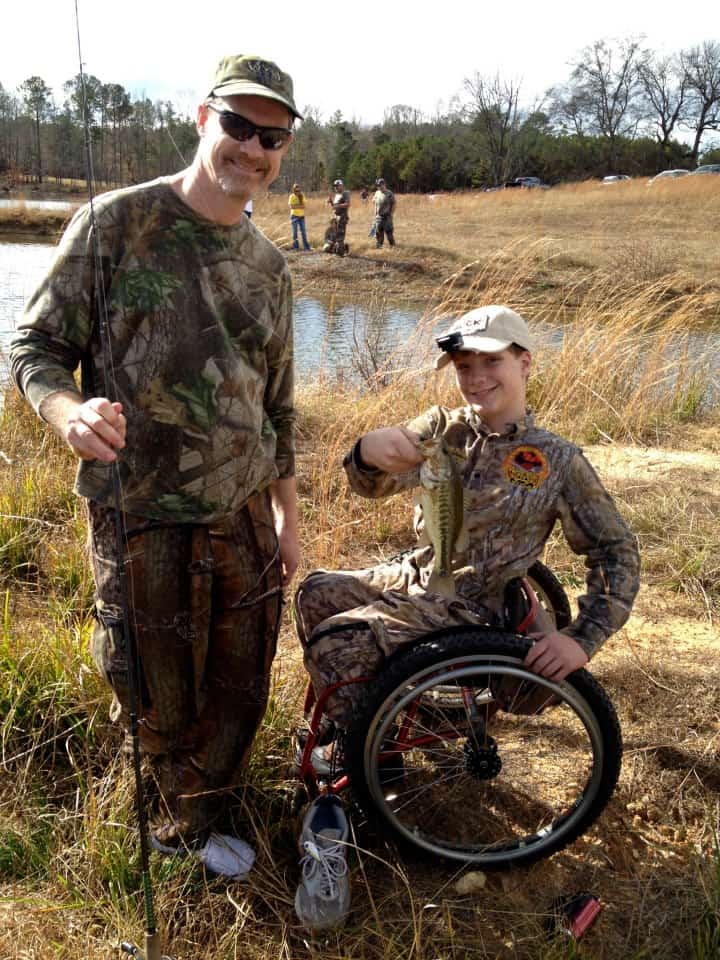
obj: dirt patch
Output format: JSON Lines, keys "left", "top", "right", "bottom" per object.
{"left": 584, "top": 442, "right": 719, "bottom": 481}
{"left": 287, "top": 248, "right": 447, "bottom": 300}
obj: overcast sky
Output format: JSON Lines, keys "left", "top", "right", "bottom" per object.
{"left": 3, "top": 0, "right": 717, "bottom": 126}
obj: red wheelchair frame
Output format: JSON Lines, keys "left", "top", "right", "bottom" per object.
{"left": 295, "top": 579, "right": 540, "bottom": 801}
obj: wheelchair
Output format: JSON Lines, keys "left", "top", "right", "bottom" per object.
{"left": 295, "top": 560, "right": 622, "bottom": 868}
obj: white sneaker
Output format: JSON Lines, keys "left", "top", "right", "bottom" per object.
{"left": 197, "top": 832, "right": 255, "bottom": 880}
{"left": 149, "top": 831, "right": 254, "bottom": 879}
{"left": 294, "top": 795, "right": 351, "bottom": 930}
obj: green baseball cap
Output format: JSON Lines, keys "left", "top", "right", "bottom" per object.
{"left": 209, "top": 55, "right": 302, "bottom": 121}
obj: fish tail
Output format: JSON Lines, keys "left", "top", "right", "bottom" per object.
{"left": 427, "top": 570, "right": 457, "bottom": 598}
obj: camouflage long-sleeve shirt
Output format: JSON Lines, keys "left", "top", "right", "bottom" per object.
{"left": 343, "top": 405, "right": 640, "bottom": 657}
{"left": 10, "top": 178, "right": 295, "bottom": 524}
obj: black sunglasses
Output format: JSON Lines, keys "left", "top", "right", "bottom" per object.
{"left": 207, "top": 104, "right": 292, "bottom": 151}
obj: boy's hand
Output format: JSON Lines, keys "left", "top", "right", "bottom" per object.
{"left": 524, "top": 631, "right": 589, "bottom": 681}
{"left": 359, "top": 427, "right": 424, "bottom": 473}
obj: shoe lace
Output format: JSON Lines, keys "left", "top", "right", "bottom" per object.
{"left": 300, "top": 839, "right": 348, "bottom": 900}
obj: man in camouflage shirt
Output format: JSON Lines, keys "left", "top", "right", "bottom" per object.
{"left": 295, "top": 305, "right": 640, "bottom": 727}
{"left": 10, "top": 54, "right": 301, "bottom": 873}
{"left": 372, "top": 178, "right": 396, "bottom": 247}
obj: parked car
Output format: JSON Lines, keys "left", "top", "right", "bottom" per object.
{"left": 647, "top": 169, "right": 689, "bottom": 185}
{"left": 602, "top": 175, "right": 631, "bottom": 184}
{"left": 505, "top": 176, "right": 548, "bottom": 189}
{"left": 689, "top": 164, "right": 720, "bottom": 175}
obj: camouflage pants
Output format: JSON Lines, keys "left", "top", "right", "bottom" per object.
{"left": 323, "top": 214, "right": 348, "bottom": 254}
{"left": 88, "top": 490, "right": 282, "bottom": 844}
{"left": 334, "top": 214, "right": 348, "bottom": 244}
{"left": 374, "top": 214, "right": 395, "bottom": 247}
{"left": 294, "top": 552, "right": 496, "bottom": 727}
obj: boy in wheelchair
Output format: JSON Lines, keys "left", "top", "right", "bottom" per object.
{"left": 292, "top": 305, "right": 640, "bottom": 929}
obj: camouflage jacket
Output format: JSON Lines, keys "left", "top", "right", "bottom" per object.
{"left": 343, "top": 405, "right": 640, "bottom": 656}
{"left": 331, "top": 190, "right": 351, "bottom": 220}
{"left": 373, "top": 188, "right": 395, "bottom": 218}
{"left": 10, "top": 178, "right": 295, "bottom": 524}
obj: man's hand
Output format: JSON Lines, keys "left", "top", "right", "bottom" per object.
{"left": 277, "top": 525, "right": 300, "bottom": 586}
{"left": 66, "top": 398, "right": 126, "bottom": 461}
{"left": 269, "top": 477, "right": 299, "bottom": 587}
{"left": 359, "top": 427, "right": 423, "bottom": 473}
{"left": 523, "top": 631, "right": 589, "bottom": 682}
{"left": 40, "top": 392, "right": 126, "bottom": 462}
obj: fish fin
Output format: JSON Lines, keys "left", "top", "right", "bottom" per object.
{"left": 455, "top": 522, "right": 470, "bottom": 554}
{"left": 427, "top": 570, "right": 457, "bottom": 599}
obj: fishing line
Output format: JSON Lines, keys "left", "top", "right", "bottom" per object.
{"left": 72, "top": 3, "right": 170, "bottom": 959}
{"left": 164, "top": 122, "right": 188, "bottom": 166}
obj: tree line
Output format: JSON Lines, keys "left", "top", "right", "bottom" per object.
{"left": 2, "top": 37, "right": 719, "bottom": 195}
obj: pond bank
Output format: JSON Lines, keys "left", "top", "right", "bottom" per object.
{"left": 0, "top": 219, "right": 459, "bottom": 301}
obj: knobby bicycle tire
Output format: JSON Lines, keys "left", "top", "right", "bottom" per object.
{"left": 345, "top": 628, "right": 621, "bottom": 868}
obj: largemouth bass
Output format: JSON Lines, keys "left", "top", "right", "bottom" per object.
{"left": 418, "top": 433, "right": 469, "bottom": 598}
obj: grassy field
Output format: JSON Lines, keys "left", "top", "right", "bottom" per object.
{"left": 256, "top": 176, "right": 720, "bottom": 306}
{"left": 0, "top": 180, "right": 719, "bottom": 959}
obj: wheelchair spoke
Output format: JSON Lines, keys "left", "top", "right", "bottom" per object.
{"left": 349, "top": 637, "right": 619, "bottom": 866}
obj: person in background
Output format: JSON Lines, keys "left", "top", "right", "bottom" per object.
{"left": 326, "top": 178, "right": 351, "bottom": 255}
{"left": 372, "top": 177, "right": 396, "bottom": 247}
{"left": 10, "top": 53, "right": 302, "bottom": 881}
{"left": 288, "top": 182, "right": 311, "bottom": 250}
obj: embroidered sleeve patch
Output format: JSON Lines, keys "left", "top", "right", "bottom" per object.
{"left": 502, "top": 445, "right": 550, "bottom": 489}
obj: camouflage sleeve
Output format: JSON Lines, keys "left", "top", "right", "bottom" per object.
{"left": 264, "top": 266, "right": 295, "bottom": 478}
{"left": 342, "top": 406, "right": 439, "bottom": 499}
{"left": 9, "top": 205, "right": 97, "bottom": 416}
{"left": 556, "top": 452, "right": 640, "bottom": 657}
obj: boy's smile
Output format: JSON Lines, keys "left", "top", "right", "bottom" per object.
{"left": 451, "top": 348, "right": 531, "bottom": 432}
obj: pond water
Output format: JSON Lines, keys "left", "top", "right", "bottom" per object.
{"left": 0, "top": 240, "right": 427, "bottom": 383}
{"left": 2, "top": 239, "right": 716, "bottom": 401}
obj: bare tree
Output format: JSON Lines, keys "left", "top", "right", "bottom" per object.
{"left": 382, "top": 104, "right": 425, "bottom": 140}
{"left": 546, "top": 84, "right": 591, "bottom": 137}
{"left": 464, "top": 72, "right": 521, "bottom": 186}
{"left": 285, "top": 106, "right": 325, "bottom": 190}
{"left": 638, "top": 51, "right": 688, "bottom": 152}
{"left": 681, "top": 41, "right": 720, "bottom": 165}
{"left": 567, "top": 38, "right": 644, "bottom": 170}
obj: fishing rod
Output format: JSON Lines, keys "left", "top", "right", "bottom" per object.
{"left": 72, "top": 4, "right": 172, "bottom": 959}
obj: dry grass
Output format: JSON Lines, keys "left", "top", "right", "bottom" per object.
{"left": 251, "top": 177, "right": 720, "bottom": 308}
{"left": 0, "top": 189, "right": 719, "bottom": 958}
{"left": 0, "top": 198, "right": 77, "bottom": 238}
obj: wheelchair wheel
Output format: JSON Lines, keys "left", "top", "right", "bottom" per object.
{"left": 344, "top": 628, "right": 621, "bottom": 868}
{"left": 526, "top": 560, "right": 572, "bottom": 629}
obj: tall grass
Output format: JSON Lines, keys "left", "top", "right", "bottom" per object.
{"left": 253, "top": 175, "right": 720, "bottom": 298}
{"left": 0, "top": 227, "right": 718, "bottom": 957}
{"left": 0, "top": 199, "right": 77, "bottom": 234}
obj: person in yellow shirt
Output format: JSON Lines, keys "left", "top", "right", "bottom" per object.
{"left": 288, "top": 182, "right": 311, "bottom": 250}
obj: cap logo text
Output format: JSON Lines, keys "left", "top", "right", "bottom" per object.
{"left": 246, "top": 60, "right": 281, "bottom": 88}
{"left": 459, "top": 313, "right": 489, "bottom": 336}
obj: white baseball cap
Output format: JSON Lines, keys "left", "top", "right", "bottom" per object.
{"left": 435, "top": 305, "right": 533, "bottom": 370}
